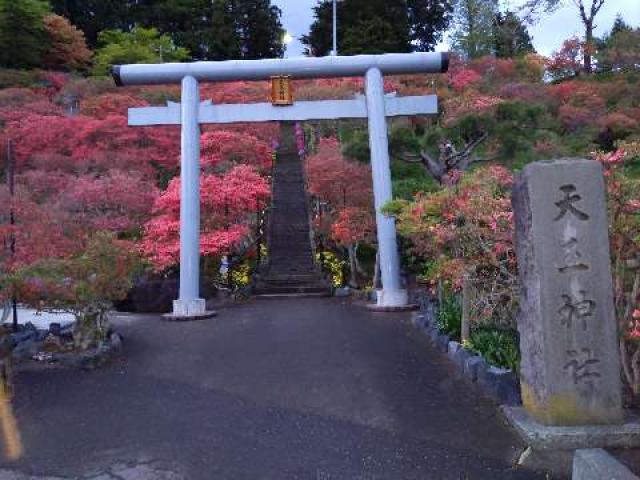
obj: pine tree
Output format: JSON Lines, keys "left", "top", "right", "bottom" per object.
{"left": 138, "top": 0, "right": 242, "bottom": 61}
{"left": 231, "top": 0, "right": 284, "bottom": 59}
{"left": 493, "top": 11, "right": 534, "bottom": 58}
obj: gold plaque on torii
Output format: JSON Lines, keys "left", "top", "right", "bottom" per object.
{"left": 271, "top": 76, "right": 293, "bottom": 106}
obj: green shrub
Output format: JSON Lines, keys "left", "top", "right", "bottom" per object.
{"left": 436, "top": 294, "right": 462, "bottom": 341}
{"left": 469, "top": 327, "right": 520, "bottom": 373}
{"left": 316, "top": 250, "right": 345, "bottom": 287}
{"left": 0, "top": 68, "right": 41, "bottom": 88}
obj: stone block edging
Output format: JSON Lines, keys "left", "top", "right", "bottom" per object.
{"left": 573, "top": 449, "right": 639, "bottom": 479}
{"left": 410, "top": 310, "right": 521, "bottom": 406}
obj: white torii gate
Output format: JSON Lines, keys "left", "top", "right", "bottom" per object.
{"left": 113, "top": 52, "right": 449, "bottom": 317}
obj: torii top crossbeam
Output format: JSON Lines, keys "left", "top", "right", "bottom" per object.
{"left": 112, "top": 52, "right": 449, "bottom": 85}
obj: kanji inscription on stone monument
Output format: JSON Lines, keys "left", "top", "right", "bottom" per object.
{"left": 512, "top": 158, "right": 622, "bottom": 426}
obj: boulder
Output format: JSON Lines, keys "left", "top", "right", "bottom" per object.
{"left": 477, "top": 365, "right": 521, "bottom": 406}
{"left": 463, "top": 355, "right": 485, "bottom": 382}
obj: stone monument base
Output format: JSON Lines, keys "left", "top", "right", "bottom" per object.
{"left": 502, "top": 406, "right": 640, "bottom": 476}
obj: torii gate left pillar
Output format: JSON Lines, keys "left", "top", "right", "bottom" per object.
{"left": 175, "top": 76, "right": 203, "bottom": 316}
{"left": 114, "top": 52, "right": 449, "bottom": 316}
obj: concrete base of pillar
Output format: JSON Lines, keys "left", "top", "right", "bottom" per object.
{"left": 163, "top": 299, "right": 217, "bottom": 321}
{"left": 366, "top": 289, "right": 418, "bottom": 312}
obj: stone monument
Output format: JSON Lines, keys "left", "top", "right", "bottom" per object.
{"left": 512, "top": 158, "right": 622, "bottom": 426}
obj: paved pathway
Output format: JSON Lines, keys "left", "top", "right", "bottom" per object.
{"left": 1, "top": 298, "right": 544, "bottom": 479}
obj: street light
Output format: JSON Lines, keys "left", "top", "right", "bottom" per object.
{"left": 332, "top": 0, "right": 338, "bottom": 56}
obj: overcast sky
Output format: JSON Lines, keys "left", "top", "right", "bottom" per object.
{"left": 272, "top": 0, "right": 640, "bottom": 58}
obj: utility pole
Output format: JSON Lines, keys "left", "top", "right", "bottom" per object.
{"left": 6, "top": 140, "right": 17, "bottom": 332}
{"left": 332, "top": 0, "right": 338, "bottom": 56}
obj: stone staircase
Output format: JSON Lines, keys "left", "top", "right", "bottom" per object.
{"left": 253, "top": 123, "right": 332, "bottom": 297}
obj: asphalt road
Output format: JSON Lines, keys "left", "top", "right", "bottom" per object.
{"left": 0, "top": 298, "right": 544, "bottom": 479}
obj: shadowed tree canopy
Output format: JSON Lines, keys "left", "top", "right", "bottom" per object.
{"left": 49, "top": 0, "right": 131, "bottom": 48}
{"left": 0, "top": 0, "right": 50, "bottom": 69}
{"left": 301, "top": 0, "right": 452, "bottom": 56}
{"left": 51, "top": 0, "right": 284, "bottom": 61}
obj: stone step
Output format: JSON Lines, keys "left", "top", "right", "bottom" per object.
{"left": 253, "top": 292, "right": 331, "bottom": 299}
{"left": 253, "top": 284, "right": 332, "bottom": 295}
{"left": 252, "top": 122, "right": 332, "bottom": 298}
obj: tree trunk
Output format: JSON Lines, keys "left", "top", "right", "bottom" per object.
{"left": 347, "top": 244, "right": 358, "bottom": 288}
{"left": 584, "top": 21, "right": 594, "bottom": 74}
{"left": 73, "top": 310, "right": 109, "bottom": 350}
{"left": 461, "top": 275, "right": 475, "bottom": 343}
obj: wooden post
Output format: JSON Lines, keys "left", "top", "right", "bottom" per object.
{"left": 255, "top": 197, "right": 262, "bottom": 267}
{"left": 6, "top": 140, "right": 17, "bottom": 332}
{"left": 461, "top": 275, "right": 474, "bottom": 343}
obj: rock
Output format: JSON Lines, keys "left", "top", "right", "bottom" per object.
{"left": 435, "top": 333, "right": 450, "bottom": 353}
{"left": 59, "top": 324, "right": 74, "bottom": 338}
{"left": 447, "top": 341, "right": 462, "bottom": 360}
{"left": 11, "top": 339, "right": 37, "bottom": 361}
{"left": 109, "top": 333, "right": 123, "bottom": 353}
{"left": 427, "top": 325, "right": 440, "bottom": 343}
{"left": 573, "top": 449, "right": 639, "bottom": 480}
{"left": 49, "top": 323, "right": 62, "bottom": 336}
{"left": 477, "top": 365, "right": 521, "bottom": 406}
{"left": 24, "top": 322, "right": 38, "bottom": 335}
{"left": 411, "top": 313, "right": 424, "bottom": 328}
{"left": 0, "top": 336, "right": 16, "bottom": 359}
{"left": 11, "top": 326, "right": 38, "bottom": 344}
{"left": 32, "top": 351, "right": 55, "bottom": 363}
{"left": 335, "top": 287, "right": 351, "bottom": 297}
{"left": 453, "top": 347, "right": 472, "bottom": 372}
{"left": 512, "top": 159, "right": 622, "bottom": 425}
{"left": 42, "top": 334, "right": 64, "bottom": 353}
{"left": 36, "top": 329, "right": 49, "bottom": 341}
{"left": 115, "top": 273, "right": 179, "bottom": 313}
{"left": 463, "top": 355, "right": 485, "bottom": 382}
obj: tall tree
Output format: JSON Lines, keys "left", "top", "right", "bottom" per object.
{"left": 493, "top": 11, "right": 534, "bottom": 58}
{"left": 231, "top": 0, "right": 284, "bottom": 59}
{"left": 133, "top": 0, "right": 241, "bottom": 61}
{"left": 450, "top": 0, "right": 499, "bottom": 59}
{"left": 519, "top": 0, "right": 607, "bottom": 73}
{"left": 302, "top": 0, "right": 452, "bottom": 56}
{"left": 574, "top": 0, "right": 606, "bottom": 73}
{"left": 0, "top": 0, "right": 50, "bottom": 69}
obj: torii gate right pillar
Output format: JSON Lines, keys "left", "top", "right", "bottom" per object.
{"left": 365, "top": 67, "right": 407, "bottom": 307}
